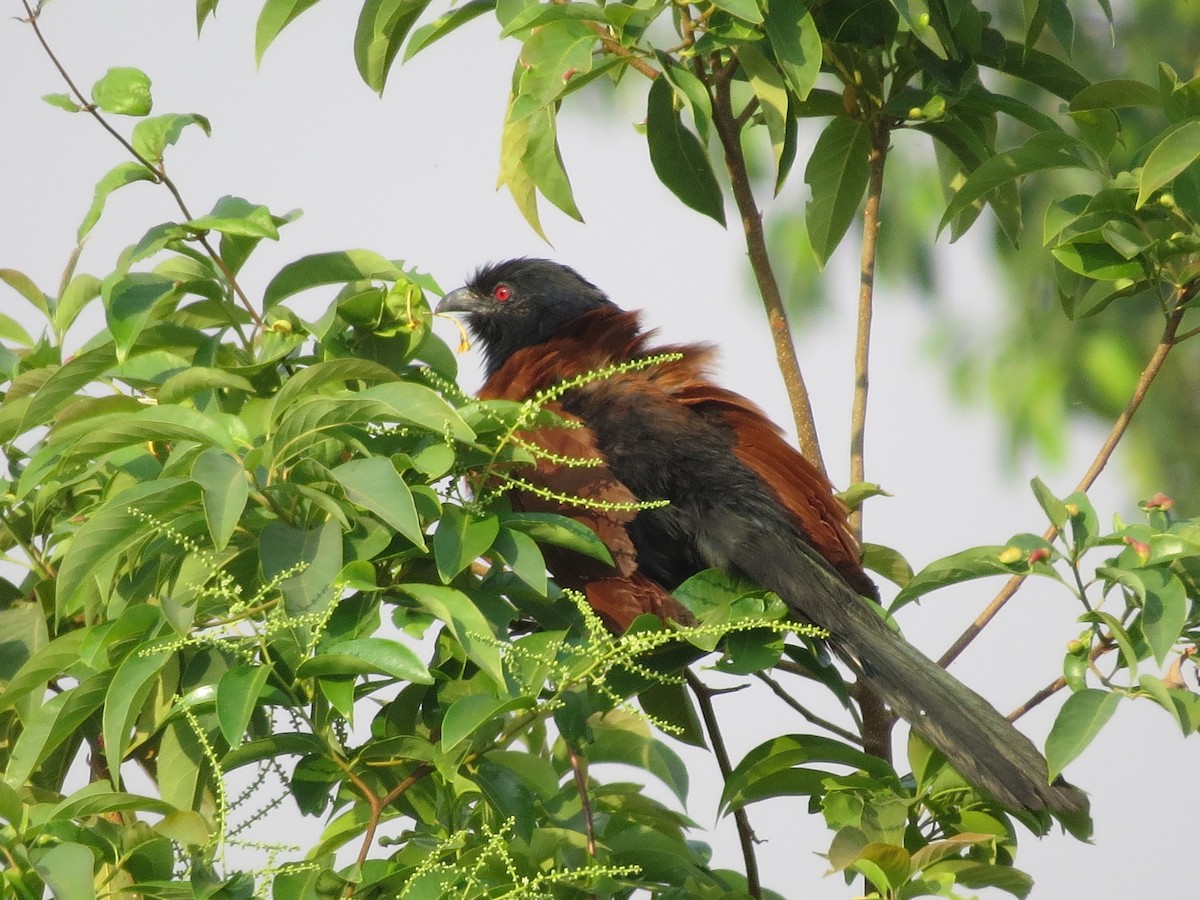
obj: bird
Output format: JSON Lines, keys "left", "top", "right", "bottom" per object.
{"left": 436, "top": 257, "right": 1087, "bottom": 817}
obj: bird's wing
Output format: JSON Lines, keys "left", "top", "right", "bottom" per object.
{"left": 672, "top": 382, "right": 877, "bottom": 599}
{"left": 477, "top": 314, "right": 694, "bottom": 630}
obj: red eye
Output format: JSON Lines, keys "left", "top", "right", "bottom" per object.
{"left": 493, "top": 284, "right": 511, "bottom": 302}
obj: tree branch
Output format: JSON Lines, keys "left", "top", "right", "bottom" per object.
{"left": 754, "top": 671, "right": 862, "bottom": 744}
{"left": 939, "top": 302, "right": 1189, "bottom": 668}
{"left": 848, "top": 124, "right": 890, "bottom": 539}
{"left": 1008, "top": 637, "right": 1116, "bottom": 721}
{"left": 686, "top": 670, "right": 762, "bottom": 900}
{"left": 711, "top": 68, "right": 826, "bottom": 474}
{"left": 20, "top": 0, "right": 265, "bottom": 337}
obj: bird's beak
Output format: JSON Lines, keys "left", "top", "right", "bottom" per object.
{"left": 435, "top": 287, "right": 483, "bottom": 315}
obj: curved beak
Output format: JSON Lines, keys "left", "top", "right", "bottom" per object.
{"left": 435, "top": 286, "right": 484, "bottom": 315}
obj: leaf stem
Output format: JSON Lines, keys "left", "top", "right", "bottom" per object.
{"left": 686, "top": 670, "right": 762, "bottom": 900}
{"left": 939, "top": 302, "right": 1188, "bottom": 669}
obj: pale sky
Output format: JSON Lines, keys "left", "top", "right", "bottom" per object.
{"left": 2, "top": 1, "right": 1190, "bottom": 897}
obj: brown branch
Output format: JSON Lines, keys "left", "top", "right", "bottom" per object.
{"left": 711, "top": 67, "right": 826, "bottom": 474}
{"left": 939, "top": 303, "right": 1188, "bottom": 669}
{"left": 567, "top": 746, "right": 597, "bottom": 856}
{"left": 20, "top": 0, "right": 265, "bottom": 337}
{"left": 754, "top": 671, "right": 863, "bottom": 744}
{"left": 686, "top": 670, "right": 762, "bottom": 900}
{"left": 848, "top": 124, "right": 890, "bottom": 539}
{"left": 1008, "top": 638, "right": 1116, "bottom": 721}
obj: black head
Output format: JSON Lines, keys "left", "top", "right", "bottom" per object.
{"left": 436, "top": 258, "right": 616, "bottom": 377}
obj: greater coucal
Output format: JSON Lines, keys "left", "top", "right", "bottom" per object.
{"left": 437, "top": 257, "right": 1085, "bottom": 816}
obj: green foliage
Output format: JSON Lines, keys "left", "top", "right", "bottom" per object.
{"left": 6, "top": 1, "right": 1200, "bottom": 898}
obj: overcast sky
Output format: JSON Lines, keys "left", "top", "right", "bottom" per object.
{"left": 2, "top": 1, "right": 1191, "bottom": 896}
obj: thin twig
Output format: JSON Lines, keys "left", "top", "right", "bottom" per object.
{"left": 686, "top": 670, "right": 762, "bottom": 900}
{"left": 848, "top": 124, "right": 889, "bottom": 539}
{"left": 754, "top": 671, "right": 862, "bottom": 744}
{"left": 1008, "top": 638, "right": 1116, "bottom": 721}
{"left": 939, "top": 304, "right": 1188, "bottom": 668}
{"left": 710, "top": 66, "right": 826, "bottom": 474}
{"left": 568, "top": 746, "right": 597, "bottom": 856}
{"left": 20, "top": 0, "right": 266, "bottom": 336}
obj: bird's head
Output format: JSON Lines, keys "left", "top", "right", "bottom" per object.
{"left": 436, "top": 258, "right": 615, "bottom": 377}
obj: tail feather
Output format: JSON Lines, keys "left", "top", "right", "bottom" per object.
{"left": 736, "top": 530, "right": 1088, "bottom": 815}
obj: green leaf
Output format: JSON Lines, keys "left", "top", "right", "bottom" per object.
{"left": 711, "top": 0, "right": 762, "bottom": 24}
{"left": 132, "top": 113, "right": 212, "bottom": 165}
{"left": 263, "top": 249, "right": 404, "bottom": 307}
{"left": 358, "top": 381, "right": 475, "bottom": 440}
{"left": 220, "top": 732, "right": 329, "bottom": 771}
{"left": 646, "top": 77, "right": 725, "bottom": 226}
{"left": 1138, "top": 568, "right": 1188, "bottom": 665}
{"left": 55, "top": 273, "right": 103, "bottom": 337}
{"left": 433, "top": 506, "right": 500, "bottom": 582}
{"left": 763, "top": 0, "right": 822, "bottom": 99}
{"left": 521, "top": 105, "right": 582, "bottom": 221}
{"left": 852, "top": 842, "right": 911, "bottom": 893}
{"left": 737, "top": 44, "right": 789, "bottom": 177}
{"left": 398, "top": 583, "right": 505, "bottom": 683}
{"left": 500, "top": 511, "right": 613, "bottom": 566}
{"left": 32, "top": 842, "right": 95, "bottom": 900}
{"left": 939, "top": 132, "right": 1087, "bottom": 236}
{"left": 299, "top": 637, "right": 432, "bottom": 682}
{"left": 103, "top": 647, "right": 170, "bottom": 788}
{"left": 1030, "top": 476, "right": 1070, "bottom": 529}
{"left": 5, "top": 675, "right": 109, "bottom": 789}
{"left": 588, "top": 711, "right": 690, "bottom": 804}
{"left": 269, "top": 357, "right": 398, "bottom": 421}
{"left": 987, "top": 37, "right": 1090, "bottom": 101}
{"left": 216, "top": 664, "right": 273, "bottom": 748}
{"left": 490, "top": 526, "right": 548, "bottom": 594}
{"left": 192, "top": 448, "right": 248, "bottom": 551}
{"left": 77, "top": 162, "right": 156, "bottom": 242}
{"left": 861, "top": 542, "right": 913, "bottom": 588}
{"left": 55, "top": 480, "right": 200, "bottom": 620}
{"left": 0, "top": 630, "right": 87, "bottom": 712}
{"left": 260, "top": 518, "right": 344, "bottom": 615}
{"left": 43, "top": 92, "right": 82, "bottom": 112}
{"left": 0, "top": 268, "right": 49, "bottom": 317}
{"left": 332, "top": 456, "right": 426, "bottom": 549}
{"left": 891, "top": 546, "right": 1018, "bottom": 610}
{"left": 805, "top": 117, "right": 871, "bottom": 267}
{"left": 256, "top": 0, "right": 324, "bottom": 63}
{"left": 890, "top": 0, "right": 947, "bottom": 58}
{"left": 91, "top": 66, "right": 152, "bottom": 116}
{"left": 1136, "top": 119, "right": 1200, "bottom": 208}
{"left": 515, "top": 20, "right": 595, "bottom": 111}
{"left": 104, "top": 271, "right": 179, "bottom": 361}
{"left": 472, "top": 757, "right": 536, "bottom": 841}
{"left": 1051, "top": 239, "right": 1145, "bottom": 281}
{"left": 354, "top": 0, "right": 431, "bottom": 93}
{"left": 186, "top": 195, "right": 279, "bottom": 238}
{"left": 66, "top": 404, "right": 238, "bottom": 460}
{"left": 722, "top": 733, "right": 896, "bottom": 813}
{"left": 405, "top": 0, "right": 496, "bottom": 61}
{"left": 1069, "top": 79, "right": 1161, "bottom": 111}
{"left": 656, "top": 53, "right": 713, "bottom": 145}
{"left": 441, "top": 694, "right": 532, "bottom": 753}
{"left": 159, "top": 366, "right": 255, "bottom": 404}
{"left": 498, "top": 1, "right": 607, "bottom": 38}
{"left": 0, "top": 310, "right": 34, "bottom": 347}
{"left": 1045, "top": 688, "right": 1120, "bottom": 780}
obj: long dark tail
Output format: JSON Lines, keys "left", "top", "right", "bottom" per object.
{"left": 736, "top": 531, "right": 1088, "bottom": 816}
